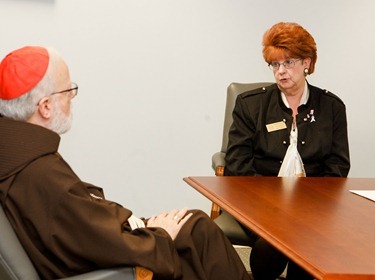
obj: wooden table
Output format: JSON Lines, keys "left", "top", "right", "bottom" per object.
{"left": 183, "top": 176, "right": 375, "bottom": 280}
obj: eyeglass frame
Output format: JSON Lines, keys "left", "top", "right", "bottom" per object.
{"left": 36, "top": 82, "right": 78, "bottom": 105}
{"left": 268, "top": 58, "right": 302, "bottom": 71}
{"left": 50, "top": 82, "right": 78, "bottom": 98}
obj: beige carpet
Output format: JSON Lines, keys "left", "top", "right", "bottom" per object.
{"left": 234, "top": 245, "right": 251, "bottom": 272}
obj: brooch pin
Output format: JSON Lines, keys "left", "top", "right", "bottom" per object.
{"left": 309, "top": 109, "right": 316, "bottom": 123}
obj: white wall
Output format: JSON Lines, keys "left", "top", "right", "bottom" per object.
{"left": 1, "top": 0, "right": 375, "bottom": 217}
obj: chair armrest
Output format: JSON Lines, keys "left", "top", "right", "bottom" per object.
{"left": 210, "top": 152, "right": 226, "bottom": 218}
{"left": 212, "top": 152, "right": 225, "bottom": 176}
{"left": 135, "top": 267, "right": 153, "bottom": 280}
{"left": 210, "top": 203, "right": 221, "bottom": 219}
{"left": 63, "top": 266, "right": 153, "bottom": 280}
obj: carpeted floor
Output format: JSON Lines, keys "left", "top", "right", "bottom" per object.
{"left": 234, "top": 245, "right": 251, "bottom": 272}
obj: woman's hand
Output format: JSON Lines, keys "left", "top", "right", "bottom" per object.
{"left": 147, "top": 208, "right": 193, "bottom": 240}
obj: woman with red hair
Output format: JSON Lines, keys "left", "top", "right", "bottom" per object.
{"left": 224, "top": 22, "right": 350, "bottom": 279}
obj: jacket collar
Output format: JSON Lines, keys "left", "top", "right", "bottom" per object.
{"left": 0, "top": 117, "right": 60, "bottom": 179}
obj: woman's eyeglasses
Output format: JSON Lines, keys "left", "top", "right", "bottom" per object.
{"left": 268, "top": 59, "right": 301, "bottom": 71}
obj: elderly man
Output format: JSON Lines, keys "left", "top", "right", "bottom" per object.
{"left": 0, "top": 46, "right": 250, "bottom": 280}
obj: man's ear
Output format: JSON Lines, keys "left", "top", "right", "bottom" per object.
{"left": 37, "top": 96, "right": 53, "bottom": 119}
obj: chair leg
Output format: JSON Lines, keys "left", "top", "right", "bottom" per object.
{"left": 210, "top": 202, "right": 221, "bottom": 219}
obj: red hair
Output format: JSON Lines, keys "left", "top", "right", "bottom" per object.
{"left": 262, "top": 22, "right": 317, "bottom": 74}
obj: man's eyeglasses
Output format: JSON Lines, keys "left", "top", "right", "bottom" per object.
{"left": 50, "top": 82, "right": 79, "bottom": 98}
{"left": 36, "top": 82, "right": 78, "bottom": 106}
{"left": 268, "top": 59, "right": 301, "bottom": 71}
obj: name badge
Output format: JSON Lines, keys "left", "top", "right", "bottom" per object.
{"left": 266, "top": 121, "right": 287, "bottom": 132}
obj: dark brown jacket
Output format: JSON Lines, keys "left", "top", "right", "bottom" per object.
{"left": 0, "top": 118, "right": 249, "bottom": 280}
{"left": 0, "top": 118, "right": 182, "bottom": 279}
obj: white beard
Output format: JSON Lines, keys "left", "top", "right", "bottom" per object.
{"left": 49, "top": 101, "right": 73, "bottom": 135}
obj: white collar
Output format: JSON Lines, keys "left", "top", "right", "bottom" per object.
{"left": 281, "top": 81, "right": 309, "bottom": 108}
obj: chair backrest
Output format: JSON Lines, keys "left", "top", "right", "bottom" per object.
{"left": 0, "top": 204, "right": 151, "bottom": 280}
{"left": 210, "top": 82, "right": 273, "bottom": 218}
{"left": 220, "top": 82, "right": 273, "bottom": 154}
{"left": 0, "top": 205, "right": 40, "bottom": 280}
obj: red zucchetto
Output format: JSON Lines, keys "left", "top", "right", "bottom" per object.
{"left": 0, "top": 46, "right": 49, "bottom": 100}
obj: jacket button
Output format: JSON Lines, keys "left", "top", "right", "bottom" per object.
{"left": 301, "top": 141, "right": 306, "bottom": 145}
{"left": 304, "top": 118, "right": 307, "bottom": 121}
{"left": 283, "top": 119, "right": 286, "bottom": 122}
{"left": 283, "top": 141, "right": 287, "bottom": 145}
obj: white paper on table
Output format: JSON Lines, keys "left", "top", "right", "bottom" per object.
{"left": 350, "top": 190, "right": 375, "bottom": 202}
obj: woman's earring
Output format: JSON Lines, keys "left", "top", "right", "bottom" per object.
{"left": 304, "top": 68, "right": 309, "bottom": 75}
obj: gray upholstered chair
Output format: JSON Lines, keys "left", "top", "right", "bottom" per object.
{"left": 211, "top": 82, "right": 273, "bottom": 246}
{"left": 0, "top": 205, "right": 153, "bottom": 280}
